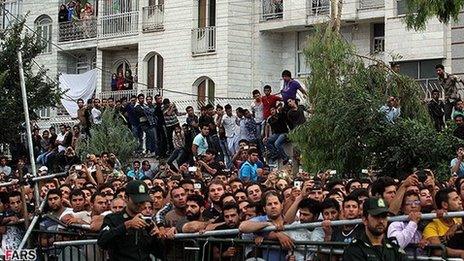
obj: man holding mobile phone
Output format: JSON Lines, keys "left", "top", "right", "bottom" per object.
{"left": 98, "top": 180, "right": 164, "bottom": 261}
{"left": 451, "top": 145, "right": 464, "bottom": 178}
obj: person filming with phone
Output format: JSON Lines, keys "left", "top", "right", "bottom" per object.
{"left": 451, "top": 145, "right": 464, "bottom": 178}
{"left": 98, "top": 180, "right": 164, "bottom": 261}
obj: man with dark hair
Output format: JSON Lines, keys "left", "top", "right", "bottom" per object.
{"left": 281, "top": 70, "right": 307, "bottom": 105}
{"left": 451, "top": 144, "right": 464, "bottom": 177}
{"left": 246, "top": 183, "right": 263, "bottom": 203}
{"left": 77, "top": 98, "right": 91, "bottom": 137}
{"left": 164, "top": 187, "right": 187, "bottom": 228}
{"left": 192, "top": 123, "right": 209, "bottom": 157}
{"left": 262, "top": 85, "right": 281, "bottom": 120}
{"left": 423, "top": 188, "right": 464, "bottom": 257}
{"left": 203, "top": 181, "right": 225, "bottom": 220}
{"left": 371, "top": 175, "right": 418, "bottom": 215}
{"left": 286, "top": 98, "right": 306, "bottom": 130}
{"left": 343, "top": 198, "right": 407, "bottom": 260}
{"left": 453, "top": 115, "right": 464, "bottom": 139}
{"left": 428, "top": 89, "right": 445, "bottom": 131}
{"left": 239, "top": 148, "right": 260, "bottom": 182}
{"left": 219, "top": 104, "right": 238, "bottom": 160}
{"left": 436, "top": 64, "right": 464, "bottom": 120}
{"left": 325, "top": 195, "right": 363, "bottom": 243}
{"left": 91, "top": 98, "right": 103, "bottom": 124}
{"left": 185, "top": 106, "right": 200, "bottom": 134}
{"left": 346, "top": 179, "right": 362, "bottom": 194}
{"left": 240, "top": 191, "right": 291, "bottom": 260}
{"left": 0, "top": 191, "right": 26, "bottom": 251}
{"left": 154, "top": 94, "right": 168, "bottom": 158}
{"left": 212, "top": 203, "right": 242, "bottom": 260}
{"left": 264, "top": 106, "right": 289, "bottom": 163}
{"left": 61, "top": 189, "right": 91, "bottom": 225}
{"left": 127, "top": 160, "right": 144, "bottom": 180}
{"left": 176, "top": 194, "right": 206, "bottom": 233}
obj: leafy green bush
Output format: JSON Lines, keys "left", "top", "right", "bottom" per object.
{"left": 76, "top": 109, "right": 138, "bottom": 165}
{"left": 290, "top": 26, "right": 457, "bottom": 180}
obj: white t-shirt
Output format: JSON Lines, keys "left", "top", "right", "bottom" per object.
{"left": 91, "top": 108, "right": 102, "bottom": 124}
{"left": 251, "top": 102, "right": 264, "bottom": 123}
{"left": 56, "top": 132, "right": 66, "bottom": 152}
{"left": 222, "top": 114, "right": 237, "bottom": 138}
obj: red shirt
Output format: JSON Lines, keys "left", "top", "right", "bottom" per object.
{"left": 261, "top": 94, "right": 280, "bottom": 119}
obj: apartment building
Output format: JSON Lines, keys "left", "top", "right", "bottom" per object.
{"left": 1, "top": 0, "right": 462, "bottom": 126}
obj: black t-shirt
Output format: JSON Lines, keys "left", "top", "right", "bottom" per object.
{"left": 267, "top": 113, "right": 289, "bottom": 134}
{"left": 199, "top": 115, "right": 217, "bottom": 135}
{"left": 287, "top": 107, "right": 306, "bottom": 130}
{"left": 331, "top": 224, "right": 364, "bottom": 243}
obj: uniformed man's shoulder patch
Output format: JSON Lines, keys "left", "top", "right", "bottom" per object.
{"left": 352, "top": 239, "right": 357, "bottom": 243}
{"left": 102, "top": 226, "right": 110, "bottom": 231}
{"left": 386, "top": 243, "right": 392, "bottom": 248}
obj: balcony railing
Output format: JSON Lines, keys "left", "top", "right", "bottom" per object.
{"left": 58, "top": 17, "right": 97, "bottom": 42}
{"left": 262, "top": 0, "right": 283, "bottom": 20}
{"left": 359, "top": 0, "right": 384, "bottom": 9}
{"left": 191, "top": 26, "right": 216, "bottom": 55}
{"left": 1, "top": 0, "right": 22, "bottom": 30}
{"left": 373, "top": 36, "right": 385, "bottom": 53}
{"left": 100, "top": 11, "right": 139, "bottom": 38}
{"left": 142, "top": 5, "right": 164, "bottom": 32}
{"left": 309, "top": 0, "right": 330, "bottom": 15}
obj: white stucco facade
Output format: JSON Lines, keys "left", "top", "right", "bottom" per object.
{"left": 3, "top": 0, "right": 462, "bottom": 122}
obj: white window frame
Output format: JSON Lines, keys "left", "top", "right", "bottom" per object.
{"left": 35, "top": 15, "right": 52, "bottom": 54}
{"left": 147, "top": 53, "right": 163, "bottom": 89}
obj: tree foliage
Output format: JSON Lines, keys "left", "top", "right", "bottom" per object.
{"left": 0, "top": 19, "right": 62, "bottom": 145}
{"left": 76, "top": 110, "right": 138, "bottom": 165}
{"left": 404, "top": 0, "right": 464, "bottom": 30}
{"left": 290, "top": 26, "right": 458, "bottom": 180}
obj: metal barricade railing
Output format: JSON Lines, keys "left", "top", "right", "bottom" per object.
{"left": 40, "top": 237, "right": 464, "bottom": 261}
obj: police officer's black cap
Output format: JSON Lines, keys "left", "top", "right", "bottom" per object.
{"left": 126, "top": 180, "right": 152, "bottom": 204}
{"left": 363, "top": 197, "right": 392, "bottom": 216}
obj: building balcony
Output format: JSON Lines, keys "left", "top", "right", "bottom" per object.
{"left": 58, "top": 17, "right": 97, "bottom": 42}
{"left": 191, "top": 26, "right": 216, "bottom": 55}
{"left": 261, "top": 0, "right": 283, "bottom": 21}
{"left": 99, "top": 11, "right": 139, "bottom": 38}
{"left": 359, "top": 0, "right": 384, "bottom": 9}
{"left": 142, "top": 5, "right": 164, "bottom": 32}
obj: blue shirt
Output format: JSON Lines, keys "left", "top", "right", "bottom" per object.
{"left": 239, "top": 161, "right": 258, "bottom": 182}
{"left": 126, "top": 103, "right": 139, "bottom": 127}
{"left": 451, "top": 158, "right": 464, "bottom": 177}
{"left": 379, "top": 105, "right": 401, "bottom": 124}
{"left": 193, "top": 134, "right": 208, "bottom": 155}
{"left": 281, "top": 80, "right": 301, "bottom": 102}
{"left": 127, "top": 169, "right": 145, "bottom": 180}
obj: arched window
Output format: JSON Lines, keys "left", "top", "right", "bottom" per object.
{"left": 114, "top": 60, "right": 131, "bottom": 76}
{"left": 147, "top": 53, "right": 163, "bottom": 89}
{"left": 194, "top": 76, "right": 215, "bottom": 107}
{"left": 35, "top": 15, "right": 52, "bottom": 53}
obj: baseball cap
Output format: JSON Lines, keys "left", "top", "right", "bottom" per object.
{"left": 363, "top": 197, "right": 391, "bottom": 216}
{"left": 126, "top": 180, "right": 152, "bottom": 204}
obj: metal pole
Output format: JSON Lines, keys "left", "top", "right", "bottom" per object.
{"left": 0, "top": 172, "right": 67, "bottom": 187}
{"left": 174, "top": 211, "right": 464, "bottom": 239}
{"left": 17, "top": 50, "right": 40, "bottom": 208}
{"left": 17, "top": 198, "right": 47, "bottom": 250}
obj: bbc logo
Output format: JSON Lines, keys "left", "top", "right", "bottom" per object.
{"left": 4, "top": 249, "right": 37, "bottom": 261}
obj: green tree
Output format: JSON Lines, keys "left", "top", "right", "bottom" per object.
{"left": 404, "top": 0, "right": 464, "bottom": 30}
{"left": 76, "top": 110, "right": 138, "bottom": 165}
{"left": 290, "top": 26, "right": 458, "bottom": 180}
{"left": 0, "top": 19, "right": 62, "bottom": 145}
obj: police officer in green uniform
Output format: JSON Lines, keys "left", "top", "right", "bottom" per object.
{"left": 98, "top": 180, "right": 164, "bottom": 261}
{"left": 342, "top": 197, "right": 408, "bottom": 261}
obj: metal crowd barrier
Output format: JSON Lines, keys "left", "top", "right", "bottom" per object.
{"left": 45, "top": 237, "right": 464, "bottom": 261}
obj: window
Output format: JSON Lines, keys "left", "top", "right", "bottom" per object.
{"left": 372, "top": 23, "right": 385, "bottom": 54}
{"left": 195, "top": 77, "right": 215, "bottom": 107}
{"left": 198, "top": 0, "right": 215, "bottom": 27}
{"left": 394, "top": 59, "right": 442, "bottom": 79}
{"left": 147, "top": 53, "right": 163, "bottom": 89}
{"left": 115, "top": 60, "right": 131, "bottom": 76}
{"left": 1, "top": 0, "right": 22, "bottom": 30}
{"left": 35, "top": 15, "right": 52, "bottom": 53}
{"left": 397, "top": 0, "right": 407, "bottom": 16}
{"left": 297, "top": 31, "right": 311, "bottom": 76}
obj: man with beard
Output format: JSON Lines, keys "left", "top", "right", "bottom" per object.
{"left": 98, "top": 180, "right": 163, "bottom": 261}
{"left": 343, "top": 197, "right": 407, "bottom": 260}
{"left": 423, "top": 188, "right": 464, "bottom": 257}
{"left": 212, "top": 203, "right": 242, "bottom": 260}
{"left": 176, "top": 194, "right": 206, "bottom": 233}
{"left": 203, "top": 181, "right": 225, "bottom": 220}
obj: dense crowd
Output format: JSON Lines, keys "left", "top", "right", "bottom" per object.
{"left": 1, "top": 68, "right": 464, "bottom": 260}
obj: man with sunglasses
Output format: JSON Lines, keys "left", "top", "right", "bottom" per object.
{"left": 343, "top": 197, "right": 407, "bottom": 260}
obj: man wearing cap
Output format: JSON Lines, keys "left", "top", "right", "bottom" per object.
{"left": 342, "top": 197, "right": 407, "bottom": 261}
{"left": 98, "top": 180, "right": 164, "bottom": 260}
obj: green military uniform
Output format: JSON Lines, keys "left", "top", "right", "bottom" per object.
{"left": 342, "top": 231, "right": 408, "bottom": 261}
{"left": 97, "top": 181, "right": 164, "bottom": 261}
{"left": 342, "top": 197, "right": 409, "bottom": 261}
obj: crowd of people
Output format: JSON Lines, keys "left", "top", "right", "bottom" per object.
{"left": 2, "top": 68, "right": 464, "bottom": 260}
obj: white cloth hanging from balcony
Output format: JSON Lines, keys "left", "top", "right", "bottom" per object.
{"left": 59, "top": 69, "right": 97, "bottom": 118}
